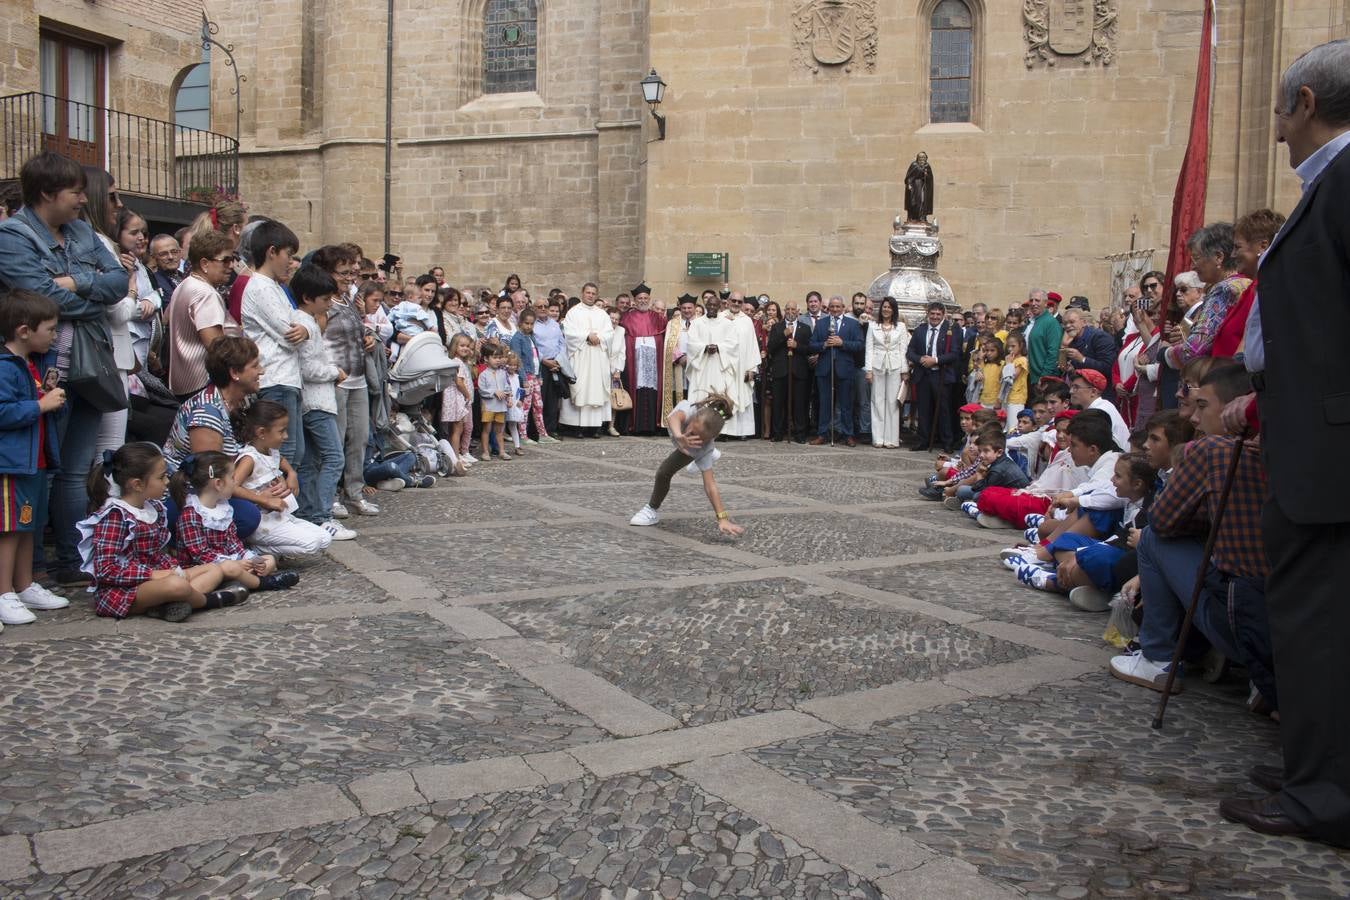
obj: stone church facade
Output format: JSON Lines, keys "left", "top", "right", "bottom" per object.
{"left": 213, "top": 0, "right": 1345, "bottom": 307}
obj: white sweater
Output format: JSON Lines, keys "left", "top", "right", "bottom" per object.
{"left": 242, "top": 272, "right": 302, "bottom": 390}
{"left": 295, "top": 309, "right": 339, "bottom": 415}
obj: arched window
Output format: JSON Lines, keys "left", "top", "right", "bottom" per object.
{"left": 175, "top": 45, "right": 211, "bottom": 131}
{"left": 483, "top": 0, "right": 538, "bottom": 94}
{"left": 929, "top": 0, "right": 972, "bottom": 123}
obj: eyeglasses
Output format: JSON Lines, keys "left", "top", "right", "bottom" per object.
{"left": 210, "top": 255, "right": 236, "bottom": 264}
{"left": 359, "top": 272, "right": 377, "bottom": 279}
{"left": 335, "top": 271, "right": 357, "bottom": 280}
{"left": 1142, "top": 282, "right": 1161, "bottom": 291}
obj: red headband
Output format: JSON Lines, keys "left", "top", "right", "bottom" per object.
{"left": 209, "top": 207, "right": 219, "bottom": 228}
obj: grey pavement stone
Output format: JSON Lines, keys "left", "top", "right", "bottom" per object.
{"left": 545, "top": 481, "right": 807, "bottom": 517}
{"left": 940, "top": 654, "right": 1097, "bottom": 697}
{"left": 799, "top": 677, "right": 973, "bottom": 729}
{"left": 360, "top": 520, "right": 740, "bottom": 593}
{"left": 2, "top": 769, "right": 885, "bottom": 899}
{"left": 753, "top": 676, "right": 1350, "bottom": 898}
{"left": 0, "top": 613, "right": 603, "bottom": 833}
{"left": 34, "top": 782, "right": 357, "bottom": 873}
{"left": 487, "top": 578, "right": 1031, "bottom": 725}
{"left": 516, "top": 663, "right": 681, "bottom": 736}
{"left": 348, "top": 771, "right": 425, "bottom": 817}
{"left": 658, "top": 510, "right": 995, "bottom": 563}
{"left": 523, "top": 750, "right": 587, "bottom": 785}
{"left": 0, "top": 834, "right": 32, "bottom": 881}
{"left": 876, "top": 855, "right": 1022, "bottom": 899}
{"left": 734, "top": 474, "right": 923, "bottom": 506}
{"left": 410, "top": 755, "right": 543, "bottom": 801}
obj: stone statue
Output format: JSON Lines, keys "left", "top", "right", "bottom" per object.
{"left": 904, "top": 151, "right": 933, "bottom": 224}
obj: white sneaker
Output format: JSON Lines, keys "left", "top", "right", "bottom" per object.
{"left": 19, "top": 583, "right": 69, "bottom": 610}
{"left": 322, "top": 520, "right": 357, "bottom": 541}
{"left": 1069, "top": 585, "right": 1112, "bottom": 613}
{"left": 999, "top": 546, "right": 1042, "bottom": 569}
{"left": 375, "top": 478, "right": 405, "bottom": 492}
{"left": 350, "top": 498, "right": 380, "bottom": 516}
{"left": 539, "top": 435, "right": 561, "bottom": 444}
{"left": 629, "top": 505, "right": 661, "bottom": 526}
{"left": 0, "top": 592, "right": 36, "bottom": 625}
{"left": 1109, "top": 649, "right": 1181, "bottom": 694}
{"left": 463, "top": 453, "right": 478, "bottom": 463}
{"left": 331, "top": 501, "right": 350, "bottom": 519}
{"left": 524, "top": 438, "right": 539, "bottom": 446}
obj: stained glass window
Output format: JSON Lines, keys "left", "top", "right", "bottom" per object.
{"left": 930, "top": 0, "right": 972, "bottom": 123}
{"left": 484, "top": 0, "right": 537, "bottom": 95}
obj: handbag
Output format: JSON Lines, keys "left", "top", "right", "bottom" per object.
{"left": 67, "top": 318, "right": 128, "bottom": 412}
{"left": 610, "top": 385, "right": 633, "bottom": 411}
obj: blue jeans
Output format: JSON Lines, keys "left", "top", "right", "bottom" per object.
{"left": 364, "top": 450, "right": 415, "bottom": 485}
{"left": 258, "top": 385, "right": 304, "bottom": 469}
{"left": 955, "top": 485, "right": 976, "bottom": 502}
{"left": 48, "top": 391, "right": 103, "bottom": 573}
{"left": 297, "top": 410, "right": 343, "bottom": 525}
{"left": 1136, "top": 527, "right": 1274, "bottom": 704}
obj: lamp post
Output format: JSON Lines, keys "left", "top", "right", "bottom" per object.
{"left": 640, "top": 68, "right": 667, "bottom": 141}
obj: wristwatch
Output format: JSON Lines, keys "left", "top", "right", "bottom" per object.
{"left": 715, "top": 511, "right": 729, "bottom": 521}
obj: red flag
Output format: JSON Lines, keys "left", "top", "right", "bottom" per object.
{"left": 1159, "top": 0, "right": 1216, "bottom": 325}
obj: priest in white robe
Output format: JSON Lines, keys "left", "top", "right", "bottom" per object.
{"left": 685, "top": 292, "right": 761, "bottom": 437}
{"left": 559, "top": 282, "right": 613, "bottom": 436}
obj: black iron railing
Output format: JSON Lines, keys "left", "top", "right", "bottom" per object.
{"left": 0, "top": 91, "right": 238, "bottom": 203}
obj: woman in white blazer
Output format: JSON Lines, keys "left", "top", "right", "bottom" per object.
{"left": 864, "top": 297, "right": 910, "bottom": 448}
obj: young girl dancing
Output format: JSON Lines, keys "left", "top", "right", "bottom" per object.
{"left": 78, "top": 443, "right": 249, "bottom": 622}
{"left": 629, "top": 391, "right": 744, "bottom": 537}
{"left": 170, "top": 450, "right": 301, "bottom": 592}
{"left": 234, "top": 400, "right": 337, "bottom": 554}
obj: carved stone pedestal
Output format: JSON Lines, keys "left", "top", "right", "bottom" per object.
{"left": 866, "top": 218, "right": 959, "bottom": 328}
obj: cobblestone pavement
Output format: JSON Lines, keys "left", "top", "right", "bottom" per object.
{"left": 0, "top": 436, "right": 1344, "bottom": 897}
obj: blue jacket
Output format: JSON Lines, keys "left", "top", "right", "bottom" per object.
{"left": 906, "top": 320, "right": 962, "bottom": 385}
{"left": 0, "top": 207, "right": 126, "bottom": 323}
{"left": 0, "top": 349, "right": 60, "bottom": 475}
{"left": 508, "top": 330, "right": 540, "bottom": 379}
{"left": 808, "top": 315, "right": 863, "bottom": 378}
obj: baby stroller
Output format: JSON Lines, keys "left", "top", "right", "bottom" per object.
{"left": 377, "top": 332, "right": 464, "bottom": 478}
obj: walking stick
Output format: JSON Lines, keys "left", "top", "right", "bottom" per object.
{"left": 828, "top": 319, "right": 837, "bottom": 448}
{"left": 786, "top": 324, "right": 794, "bottom": 440}
{"left": 1152, "top": 437, "right": 1246, "bottom": 728}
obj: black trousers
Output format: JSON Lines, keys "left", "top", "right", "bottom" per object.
{"left": 913, "top": 375, "right": 952, "bottom": 449}
{"left": 1264, "top": 498, "right": 1350, "bottom": 846}
{"left": 540, "top": 368, "right": 563, "bottom": 436}
{"left": 772, "top": 374, "right": 809, "bottom": 440}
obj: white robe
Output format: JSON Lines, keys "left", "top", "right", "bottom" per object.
{"left": 560, "top": 301, "right": 614, "bottom": 427}
{"left": 685, "top": 311, "right": 761, "bottom": 437}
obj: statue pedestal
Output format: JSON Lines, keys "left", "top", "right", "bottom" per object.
{"left": 867, "top": 219, "right": 959, "bottom": 329}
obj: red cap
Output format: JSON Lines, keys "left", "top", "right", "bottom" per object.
{"left": 1054, "top": 408, "right": 1080, "bottom": 422}
{"left": 958, "top": 403, "right": 983, "bottom": 415}
{"left": 1046, "top": 292, "right": 1062, "bottom": 306}
{"left": 1072, "top": 369, "right": 1107, "bottom": 391}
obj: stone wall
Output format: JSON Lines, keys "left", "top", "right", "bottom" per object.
{"left": 641, "top": 0, "right": 1347, "bottom": 310}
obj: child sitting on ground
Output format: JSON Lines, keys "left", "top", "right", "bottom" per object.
{"left": 170, "top": 450, "right": 300, "bottom": 592}
{"left": 949, "top": 427, "right": 1031, "bottom": 516}
{"left": 1024, "top": 410, "right": 1125, "bottom": 545}
{"left": 78, "top": 443, "right": 249, "bottom": 622}
{"left": 975, "top": 408, "right": 1085, "bottom": 529}
{"left": 1007, "top": 452, "right": 1155, "bottom": 605}
{"left": 920, "top": 405, "right": 996, "bottom": 500}
{"left": 0, "top": 291, "right": 69, "bottom": 628}
{"left": 235, "top": 400, "right": 340, "bottom": 553}
{"left": 629, "top": 391, "right": 744, "bottom": 537}
{"left": 1006, "top": 408, "right": 1037, "bottom": 474}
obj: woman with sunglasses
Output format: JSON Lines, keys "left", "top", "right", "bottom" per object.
{"left": 166, "top": 230, "right": 244, "bottom": 400}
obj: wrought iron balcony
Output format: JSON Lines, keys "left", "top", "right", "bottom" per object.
{"left": 0, "top": 91, "right": 238, "bottom": 205}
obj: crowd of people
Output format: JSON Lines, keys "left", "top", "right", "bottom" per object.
{"left": 0, "top": 37, "right": 1345, "bottom": 850}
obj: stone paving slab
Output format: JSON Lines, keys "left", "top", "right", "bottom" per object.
{"left": 832, "top": 558, "right": 1108, "bottom": 645}
{"left": 486, "top": 578, "right": 1033, "bottom": 725}
{"left": 1, "top": 769, "right": 887, "bottom": 899}
{"left": 657, "top": 510, "right": 995, "bottom": 563}
{"left": 543, "top": 481, "right": 808, "bottom": 517}
{"left": 734, "top": 474, "right": 922, "bottom": 506}
{"left": 0, "top": 613, "right": 603, "bottom": 834}
{"left": 752, "top": 675, "right": 1350, "bottom": 899}
{"left": 465, "top": 454, "right": 617, "bottom": 485}
{"left": 360, "top": 520, "right": 741, "bottom": 594}
{"left": 355, "top": 484, "right": 557, "bottom": 529}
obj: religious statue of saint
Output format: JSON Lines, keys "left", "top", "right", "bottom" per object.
{"left": 904, "top": 151, "right": 934, "bottom": 224}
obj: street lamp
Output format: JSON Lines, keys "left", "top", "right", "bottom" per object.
{"left": 640, "top": 68, "right": 667, "bottom": 141}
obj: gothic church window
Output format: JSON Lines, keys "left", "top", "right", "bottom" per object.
{"left": 483, "top": 0, "right": 538, "bottom": 94}
{"left": 929, "top": 0, "right": 973, "bottom": 123}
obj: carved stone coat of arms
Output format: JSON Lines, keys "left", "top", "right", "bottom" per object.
{"left": 792, "top": 0, "right": 878, "bottom": 73}
{"left": 1024, "top": 0, "right": 1118, "bottom": 67}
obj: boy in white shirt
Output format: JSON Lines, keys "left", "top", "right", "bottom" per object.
{"left": 241, "top": 220, "right": 307, "bottom": 466}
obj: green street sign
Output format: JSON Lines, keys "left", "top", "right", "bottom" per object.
{"left": 686, "top": 252, "right": 728, "bottom": 279}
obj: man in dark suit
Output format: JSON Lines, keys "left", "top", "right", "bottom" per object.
{"left": 807, "top": 295, "right": 863, "bottom": 446}
{"left": 767, "top": 301, "right": 811, "bottom": 442}
{"left": 1218, "top": 39, "right": 1350, "bottom": 847}
{"left": 905, "top": 301, "right": 961, "bottom": 452}
{"left": 1061, "top": 307, "right": 1120, "bottom": 403}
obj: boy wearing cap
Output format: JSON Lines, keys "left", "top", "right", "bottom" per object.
{"left": 1069, "top": 369, "right": 1130, "bottom": 450}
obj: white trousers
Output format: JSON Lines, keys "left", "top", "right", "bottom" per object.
{"left": 94, "top": 371, "right": 130, "bottom": 456}
{"left": 248, "top": 512, "right": 332, "bottom": 556}
{"left": 870, "top": 368, "right": 903, "bottom": 446}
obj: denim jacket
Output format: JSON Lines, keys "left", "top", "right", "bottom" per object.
{"left": 508, "top": 330, "right": 540, "bottom": 378}
{"left": 0, "top": 207, "right": 126, "bottom": 322}
{"left": 0, "top": 349, "right": 61, "bottom": 474}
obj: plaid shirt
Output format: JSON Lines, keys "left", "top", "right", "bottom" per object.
{"left": 1150, "top": 435, "right": 1267, "bottom": 578}
{"left": 90, "top": 501, "right": 178, "bottom": 588}
{"left": 174, "top": 504, "right": 247, "bottom": 565}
